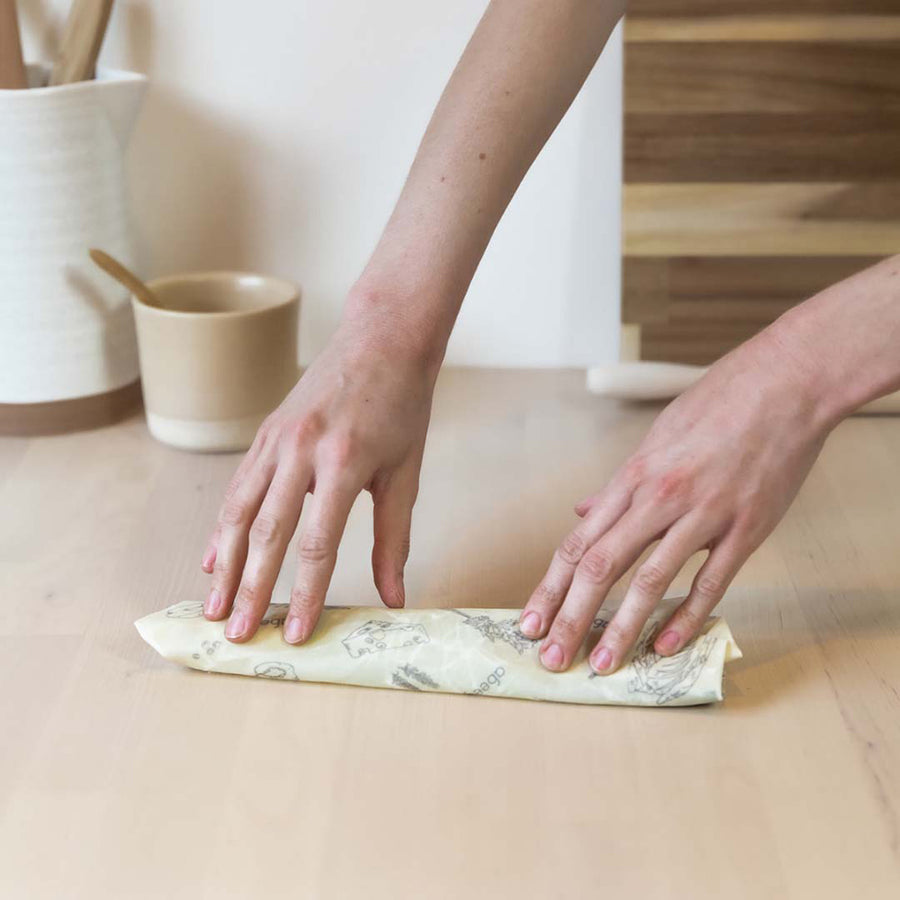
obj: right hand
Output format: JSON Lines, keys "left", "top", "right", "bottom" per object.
{"left": 200, "top": 316, "right": 437, "bottom": 645}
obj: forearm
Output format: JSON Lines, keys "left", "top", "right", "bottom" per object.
{"left": 343, "top": 0, "right": 624, "bottom": 369}
{"left": 761, "top": 254, "right": 900, "bottom": 428}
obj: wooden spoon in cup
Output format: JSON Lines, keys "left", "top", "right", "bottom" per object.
{"left": 89, "top": 248, "right": 162, "bottom": 309}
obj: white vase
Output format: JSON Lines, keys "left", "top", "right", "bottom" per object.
{"left": 0, "top": 65, "right": 147, "bottom": 431}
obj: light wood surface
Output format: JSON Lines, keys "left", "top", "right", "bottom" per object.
{"left": 1, "top": 369, "right": 899, "bottom": 899}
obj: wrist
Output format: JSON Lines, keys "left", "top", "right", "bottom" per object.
{"left": 338, "top": 282, "right": 452, "bottom": 381}
{"left": 754, "top": 309, "right": 849, "bottom": 434}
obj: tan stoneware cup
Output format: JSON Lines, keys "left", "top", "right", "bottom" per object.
{"left": 132, "top": 272, "right": 300, "bottom": 452}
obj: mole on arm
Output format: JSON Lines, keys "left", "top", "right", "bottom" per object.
{"left": 478, "top": 152, "right": 487, "bottom": 160}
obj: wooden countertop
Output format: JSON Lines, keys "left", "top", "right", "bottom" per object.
{"left": 2, "top": 369, "right": 899, "bottom": 899}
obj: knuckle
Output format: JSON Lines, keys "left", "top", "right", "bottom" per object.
{"left": 654, "top": 468, "right": 693, "bottom": 503}
{"left": 578, "top": 546, "right": 616, "bottom": 584}
{"left": 222, "top": 474, "right": 243, "bottom": 503}
{"left": 249, "top": 513, "right": 281, "bottom": 546}
{"left": 622, "top": 456, "right": 646, "bottom": 488}
{"left": 736, "top": 506, "right": 767, "bottom": 540}
{"left": 675, "top": 604, "right": 706, "bottom": 636}
{"left": 601, "top": 620, "right": 631, "bottom": 650}
{"left": 329, "top": 432, "right": 360, "bottom": 469}
{"left": 557, "top": 530, "right": 588, "bottom": 566}
{"left": 297, "top": 532, "right": 332, "bottom": 565}
{"left": 219, "top": 498, "right": 250, "bottom": 528}
{"left": 283, "top": 414, "right": 324, "bottom": 448}
{"left": 290, "top": 586, "right": 319, "bottom": 612}
{"left": 632, "top": 560, "right": 670, "bottom": 597}
{"left": 531, "top": 581, "right": 560, "bottom": 609}
{"left": 694, "top": 571, "right": 727, "bottom": 603}
{"left": 234, "top": 582, "right": 267, "bottom": 614}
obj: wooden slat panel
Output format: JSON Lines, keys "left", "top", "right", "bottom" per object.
{"left": 625, "top": 113, "right": 900, "bottom": 182}
{"left": 626, "top": 42, "right": 900, "bottom": 113}
{"left": 627, "top": 1, "right": 900, "bottom": 15}
{"left": 639, "top": 321, "right": 772, "bottom": 365}
{"left": 624, "top": 183, "right": 900, "bottom": 256}
{"left": 626, "top": 15, "right": 900, "bottom": 42}
{"left": 622, "top": 256, "right": 881, "bottom": 326}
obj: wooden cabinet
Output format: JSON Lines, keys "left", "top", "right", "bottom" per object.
{"left": 622, "top": 3, "right": 900, "bottom": 364}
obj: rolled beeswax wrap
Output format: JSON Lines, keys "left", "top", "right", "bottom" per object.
{"left": 136, "top": 600, "right": 741, "bottom": 707}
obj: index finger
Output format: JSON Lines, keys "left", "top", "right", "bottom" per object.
{"left": 283, "top": 476, "right": 362, "bottom": 644}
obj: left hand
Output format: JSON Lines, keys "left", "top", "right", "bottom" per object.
{"left": 518, "top": 330, "right": 833, "bottom": 674}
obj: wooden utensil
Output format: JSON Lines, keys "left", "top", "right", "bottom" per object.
{"left": 89, "top": 248, "right": 162, "bottom": 309}
{"left": 0, "top": 0, "right": 27, "bottom": 89}
{"left": 586, "top": 361, "right": 900, "bottom": 416}
{"left": 49, "top": 0, "right": 114, "bottom": 86}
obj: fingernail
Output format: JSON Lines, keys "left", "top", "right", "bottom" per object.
{"left": 205, "top": 589, "right": 222, "bottom": 618}
{"left": 284, "top": 616, "right": 304, "bottom": 644}
{"left": 592, "top": 647, "right": 613, "bottom": 673}
{"left": 225, "top": 612, "right": 247, "bottom": 640}
{"left": 541, "top": 642, "right": 564, "bottom": 671}
{"left": 520, "top": 611, "right": 541, "bottom": 637}
{"left": 657, "top": 630, "right": 680, "bottom": 654}
{"left": 201, "top": 547, "right": 216, "bottom": 572}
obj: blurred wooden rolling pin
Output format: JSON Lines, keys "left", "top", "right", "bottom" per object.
{"left": 0, "top": 0, "right": 27, "bottom": 89}
{"left": 586, "top": 362, "right": 900, "bottom": 415}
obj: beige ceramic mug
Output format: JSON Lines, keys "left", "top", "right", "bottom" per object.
{"left": 132, "top": 272, "right": 300, "bottom": 452}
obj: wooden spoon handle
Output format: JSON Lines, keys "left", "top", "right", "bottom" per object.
{"left": 49, "top": 0, "right": 114, "bottom": 86}
{"left": 89, "top": 248, "right": 160, "bottom": 309}
{"left": 0, "top": 0, "right": 27, "bottom": 89}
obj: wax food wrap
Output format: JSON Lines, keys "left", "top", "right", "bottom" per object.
{"left": 136, "top": 599, "right": 742, "bottom": 707}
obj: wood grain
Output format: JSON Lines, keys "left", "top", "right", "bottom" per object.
{"left": 622, "top": 255, "right": 881, "bottom": 326}
{"left": 623, "top": 183, "right": 900, "bottom": 256}
{"left": 627, "top": 1, "right": 900, "bottom": 14}
{"left": 626, "top": 15, "right": 900, "bottom": 42}
{"left": 1, "top": 369, "right": 900, "bottom": 899}
{"left": 625, "top": 112, "right": 900, "bottom": 182}
{"left": 622, "top": 6, "right": 900, "bottom": 364}
{"left": 626, "top": 42, "right": 900, "bottom": 113}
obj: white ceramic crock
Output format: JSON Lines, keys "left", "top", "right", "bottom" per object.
{"left": 0, "top": 65, "right": 146, "bottom": 413}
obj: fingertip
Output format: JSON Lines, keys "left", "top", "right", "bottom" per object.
{"left": 374, "top": 568, "right": 406, "bottom": 609}
{"left": 382, "top": 586, "right": 406, "bottom": 609}
{"left": 204, "top": 588, "right": 225, "bottom": 620}
{"left": 540, "top": 641, "right": 566, "bottom": 672}
{"left": 519, "top": 610, "right": 541, "bottom": 638}
{"left": 589, "top": 645, "right": 616, "bottom": 675}
{"left": 654, "top": 629, "right": 681, "bottom": 656}
{"left": 225, "top": 611, "right": 253, "bottom": 642}
{"left": 201, "top": 546, "right": 217, "bottom": 573}
{"left": 283, "top": 614, "right": 307, "bottom": 644}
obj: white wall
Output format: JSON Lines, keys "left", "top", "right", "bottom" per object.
{"left": 20, "top": 0, "right": 622, "bottom": 368}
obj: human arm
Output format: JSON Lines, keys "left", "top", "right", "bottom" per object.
{"left": 520, "top": 254, "right": 900, "bottom": 673}
{"left": 201, "top": 0, "right": 627, "bottom": 644}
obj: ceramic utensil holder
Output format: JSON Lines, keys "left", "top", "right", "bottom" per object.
{"left": 133, "top": 272, "right": 301, "bottom": 453}
{"left": 0, "top": 65, "right": 147, "bottom": 435}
